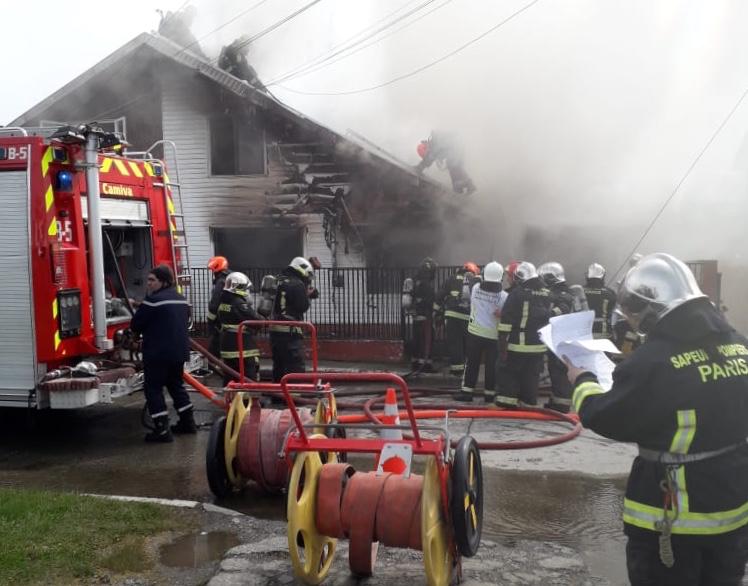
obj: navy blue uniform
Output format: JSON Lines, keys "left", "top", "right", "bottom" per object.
{"left": 572, "top": 299, "right": 748, "bottom": 585}
{"left": 270, "top": 267, "right": 310, "bottom": 382}
{"left": 131, "top": 286, "right": 192, "bottom": 418}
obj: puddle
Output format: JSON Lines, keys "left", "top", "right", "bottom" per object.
{"left": 159, "top": 531, "right": 241, "bottom": 568}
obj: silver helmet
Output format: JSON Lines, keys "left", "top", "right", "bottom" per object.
{"left": 515, "top": 261, "right": 538, "bottom": 283}
{"left": 538, "top": 261, "right": 566, "bottom": 286}
{"left": 224, "top": 271, "right": 251, "bottom": 293}
{"left": 587, "top": 262, "right": 606, "bottom": 280}
{"left": 617, "top": 253, "right": 706, "bottom": 334}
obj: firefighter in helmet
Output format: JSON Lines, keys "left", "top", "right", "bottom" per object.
{"left": 584, "top": 262, "right": 617, "bottom": 339}
{"left": 217, "top": 272, "right": 263, "bottom": 385}
{"left": 270, "top": 257, "right": 314, "bottom": 382}
{"left": 411, "top": 257, "right": 438, "bottom": 372}
{"left": 504, "top": 260, "right": 521, "bottom": 295}
{"left": 566, "top": 253, "right": 748, "bottom": 585}
{"left": 457, "top": 261, "right": 507, "bottom": 402}
{"left": 613, "top": 253, "right": 645, "bottom": 356}
{"left": 435, "top": 261, "right": 480, "bottom": 376}
{"left": 538, "top": 261, "right": 575, "bottom": 412}
{"left": 131, "top": 264, "right": 194, "bottom": 443}
{"left": 207, "top": 256, "right": 230, "bottom": 357}
{"left": 495, "top": 262, "right": 552, "bottom": 408}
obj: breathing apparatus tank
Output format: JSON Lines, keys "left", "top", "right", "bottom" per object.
{"left": 401, "top": 277, "right": 415, "bottom": 315}
{"left": 258, "top": 274, "right": 278, "bottom": 317}
{"left": 569, "top": 284, "right": 589, "bottom": 312}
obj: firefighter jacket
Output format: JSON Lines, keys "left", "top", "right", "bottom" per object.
{"left": 217, "top": 289, "right": 262, "bottom": 359}
{"left": 131, "top": 285, "right": 190, "bottom": 364}
{"left": 270, "top": 267, "right": 310, "bottom": 335}
{"left": 207, "top": 270, "right": 230, "bottom": 329}
{"left": 467, "top": 282, "right": 508, "bottom": 340}
{"left": 613, "top": 316, "right": 643, "bottom": 356}
{"left": 572, "top": 298, "right": 748, "bottom": 537}
{"left": 549, "top": 282, "right": 575, "bottom": 317}
{"left": 498, "top": 277, "right": 552, "bottom": 353}
{"left": 435, "top": 271, "right": 473, "bottom": 320}
{"left": 413, "top": 275, "right": 436, "bottom": 321}
{"left": 583, "top": 278, "right": 617, "bottom": 338}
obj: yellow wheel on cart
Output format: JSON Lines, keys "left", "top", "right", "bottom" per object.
{"left": 224, "top": 392, "right": 250, "bottom": 487}
{"left": 422, "top": 457, "right": 454, "bottom": 586}
{"left": 287, "top": 438, "right": 337, "bottom": 585}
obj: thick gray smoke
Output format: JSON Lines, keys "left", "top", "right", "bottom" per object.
{"left": 187, "top": 0, "right": 748, "bottom": 329}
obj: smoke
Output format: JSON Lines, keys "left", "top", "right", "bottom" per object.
{"left": 187, "top": 0, "right": 748, "bottom": 327}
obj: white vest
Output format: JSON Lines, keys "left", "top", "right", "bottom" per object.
{"left": 467, "top": 283, "right": 508, "bottom": 340}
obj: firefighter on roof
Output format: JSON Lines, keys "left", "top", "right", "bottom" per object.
{"left": 131, "top": 264, "right": 194, "bottom": 443}
{"left": 457, "top": 261, "right": 507, "bottom": 402}
{"left": 435, "top": 261, "right": 480, "bottom": 376}
{"left": 217, "top": 272, "right": 263, "bottom": 386}
{"left": 566, "top": 253, "right": 748, "bottom": 585}
{"left": 495, "top": 262, "right": 552, "bottom": 408}
{"left": 270, "top": 257, "right": 314, "bottom": 382}
{"left": 207, "top": 256, "right": 231, "bottom": 358}
{"left": 538, "top": 261, "right": 575, "bottom": 412}
{"left": 584, "top": 262, "right": 617, "bottom": 339}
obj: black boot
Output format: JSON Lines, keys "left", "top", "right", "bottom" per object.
{"left": 145, "top": 415, "right": 174, "bottom": 443}
{"left": 171, "top": 408, "right": 197, "bottom": 434}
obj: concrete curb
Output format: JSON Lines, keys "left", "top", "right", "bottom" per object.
{"left": 82, "top": 493, "right": 244, "bottom": 516}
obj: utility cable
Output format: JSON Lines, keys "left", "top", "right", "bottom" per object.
{"left": 276, "top": 0, "right": 542, "bottom": 96}
{"left": 233, "top": 0, "right": 325, "bottom": 52}
{"left": 610, "top": 83, "right": 748, "bottom": 281}
{"left": 267, "top": 0, "right": 446, "bottom": 86}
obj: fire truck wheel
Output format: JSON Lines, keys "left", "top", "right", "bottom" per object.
{"left": 450, "top": 436, "right": 483, "bottom": 557}
{"left": 206, "top": 416, "right": 231, "bottom": 498}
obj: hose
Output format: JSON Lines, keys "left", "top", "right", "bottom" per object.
{"left": 189, "top": 338, "right": 242, "bottom": 381}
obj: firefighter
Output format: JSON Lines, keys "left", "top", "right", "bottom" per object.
{"left": 504, "top": 260, "right": 521, "bottom": 295}
{"left": 538, "top": 261, "right": 575, "bottom": 412}
{"left": 217, "top": 272, "right": 263, "bottom": 386}
{"left": 584, "top": 262, "right": 617, "bottom": 339}
{"left": 495, "top": 262, "right": 552, "bottom": 408}
{"left": 456, "top": 262, "right": 507, "bottom": 402}
{"left": 131, "top": 264, "right": 194, "bottom": 443}
{"left": 218, "top": 36, "right": 264, "bottom": 89}
{"left": 411, "top": 257, "right": 438, "bottom": 372}
{"left": 207, "top": 256, "right": 231, "bottom": 358}
{"left": 612, "top": 253, "right": 644, "bottom": 357}
{"left": 270, "top": 257, "right": 313, "bottom": 382}
{"left": 435, "top": 261, "right": 480, "bottom": 376}
{"left": 157, "top": 6, "right": 206, "bottom": 57}
{"left": 565, "top": 253, "right": 748, "bottom": 586}
{"left": 415, "top": 131, "right": 476, "bottom": 194}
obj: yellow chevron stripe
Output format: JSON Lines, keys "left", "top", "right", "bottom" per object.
{"left": 45, "top": 185, "right": 54, "bottom": 212}
{"left": 128, "top": 161, "right": 143, "bottom": 178}
{"left": 144, "top": 162, "right": 154, "bottom": 176}
{"left": 54, "top": 331, "right": 61, "bottom": 351}
{"left": 113, "top": 159, "right": 130, "bottom": 176}
{"left": 41, "top": 147, "right": 54, "bottom": 177}
{"left": 166, "top": 196, "right": 175, "bottom": 214}
{"left": 48, "top": 217, "right": 58, "bottom": 237}
{"left": 100, "top": 157, "right": 113, "bottom": 173}
{"left": 53, "top": 299, "right": 58, "bottom": 320}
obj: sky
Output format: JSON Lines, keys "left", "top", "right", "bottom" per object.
{"left": 4, "top": 0, "right": 748, "bottom": 323}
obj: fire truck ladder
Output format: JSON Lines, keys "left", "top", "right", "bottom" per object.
{"left": 131, "top": 141, "right": 193, "bottom": 306}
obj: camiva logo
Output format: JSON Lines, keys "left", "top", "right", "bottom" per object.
{"left": 102, "top": 183, "right": 134, "bottom": 197}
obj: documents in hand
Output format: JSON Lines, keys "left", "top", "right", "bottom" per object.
{"left": 538, "top": 310, "right": 621, "bottom": 390}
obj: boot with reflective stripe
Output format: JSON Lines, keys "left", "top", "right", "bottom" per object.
{"left": 171, "top": 408, "right": 197, "bottom": 434}
{"left": 145, "top": 415, "right": 174, "bottom": 443}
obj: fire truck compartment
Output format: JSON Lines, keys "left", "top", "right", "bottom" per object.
{"left": 102, "top": 225, "right": 153, "bottom": 318}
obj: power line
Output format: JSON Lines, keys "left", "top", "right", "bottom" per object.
{"left": 267, "top": 0, "right": 446, "bottom": 86}
{"left": 234, "top": 0, "right": 325, "bottom": 52}
{"left": 275, "top": 0, "right": 543, "bottom": 96}
{"left": 610, "top": 83, "right": 748, "bottom": 281}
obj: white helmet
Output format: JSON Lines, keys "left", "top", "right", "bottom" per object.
{"left": 538, "top": 262, "right": 566, "bottom": 285}
{"left": 483, "top": 261, "right": 504, "bottom": 283}
{"left": 515, "top": 261, "right": 538, "bottom": 283}
{"left": 587, "top": 262, "right": 606, "bottom": 280}
{"left": 617, "top": 253, "right": 706, "bottom": 334}
{"left": 290, "top": 256, "right": 314, "bottom": 279}
{"left": 224, "top": 272, "right": 251, "bottom": 293}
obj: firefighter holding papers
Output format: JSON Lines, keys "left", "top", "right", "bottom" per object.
{"left": 566, "top": 253, "right": 748, "bottom": 585}
{"left": 131, "top": 264, "right": 194, "bottom": 443}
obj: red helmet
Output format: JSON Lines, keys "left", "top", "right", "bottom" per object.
{"left": 505, "top": 260, "right": 521, "bottom": 284}
{"left": 416, "top": 141, "right": 429, "bottom": 159}
{"left": 207, "top": 256, "right": 229, "bottom": 273}
{"left": 463, "top": 262, "right": 479, "bottom": 276}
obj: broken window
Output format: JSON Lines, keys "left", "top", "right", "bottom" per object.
{"left": 209, "top": 112, "right": 266, "bottom": 176}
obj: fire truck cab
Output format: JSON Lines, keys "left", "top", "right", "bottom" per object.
{"left": 0, "top": 124, "right": 192, "bottom": 409}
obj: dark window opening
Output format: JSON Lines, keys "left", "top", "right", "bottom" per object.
{"left": 210, "top": 112, "right": 265, "bottom": 176}
{"left": 212, "top": 227, "right": 302, "bottom": 269}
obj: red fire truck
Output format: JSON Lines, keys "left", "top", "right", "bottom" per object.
{"left": 0, "top": 124, "right": 192, "bottom": 409}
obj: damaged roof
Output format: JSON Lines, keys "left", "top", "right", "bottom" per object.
{"left": 9, "top": 32, "right": 448, "bottom": 193}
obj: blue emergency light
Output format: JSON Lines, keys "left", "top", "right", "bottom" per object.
{"left": 0, "top": 147, "right": 7, "bottom": 160}
{"left": 55, "top": 170, "right": 74, "bottom": 191}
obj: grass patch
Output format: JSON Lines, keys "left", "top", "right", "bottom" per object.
{"left": 0, "top": 488, "right": 196, "bottom": 585}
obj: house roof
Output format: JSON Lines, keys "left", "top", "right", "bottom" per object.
{"left": 9, "top": 32, "right": 448, "bottom": 193}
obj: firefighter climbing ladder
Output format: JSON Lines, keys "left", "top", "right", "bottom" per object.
{"left": 131, "top": 140, "right": 193, "bottom": 304}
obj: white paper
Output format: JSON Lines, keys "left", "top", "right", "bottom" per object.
{"left": 539, "top": 311, "right": 620, "bottom": 390}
